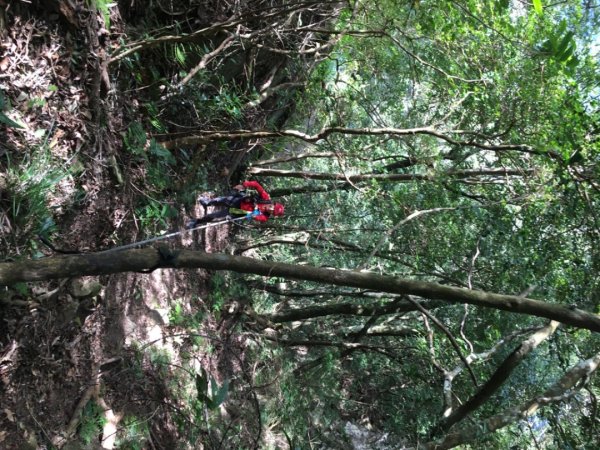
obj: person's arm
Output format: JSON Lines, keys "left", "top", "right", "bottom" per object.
{"left": 242, "top": 180, "right": 271, "bottom": 201}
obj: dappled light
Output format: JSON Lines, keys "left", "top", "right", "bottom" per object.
{"left": 1, "top": 0, "right": 599, "bottom": 448}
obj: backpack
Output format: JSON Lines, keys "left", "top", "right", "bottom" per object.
{"left": 239, "top": 190, "right": 272, "bottom": 205}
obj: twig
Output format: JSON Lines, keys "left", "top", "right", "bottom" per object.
{"left": 461, "top": 240, "right": 481, "bottom": 354}
{"left": 406, "top": 296, "right": 478, "bottom": 387}
{"left": 51, "top": 364, "right": 101, "bottom": 448}
{"left": 25, "top": 401, "right": 53, "bottom": 444}
{"left": 360, "top": 207, "right": 457, "bottom": 269}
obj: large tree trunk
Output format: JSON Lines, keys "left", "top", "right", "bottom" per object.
{"left": 1, "top": 249, "right": 600, "bottom": 332}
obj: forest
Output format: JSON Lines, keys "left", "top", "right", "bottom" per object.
{"left": 1, "top": 0, "right": 599, "bottom": 448}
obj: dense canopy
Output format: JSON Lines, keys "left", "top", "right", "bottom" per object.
{"left": 1, "top": 0, "right": 599, "bottom": 448}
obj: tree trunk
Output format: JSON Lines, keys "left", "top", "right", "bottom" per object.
{"left": 1, "top": 249, "right": 600, "bottom": 332}
{"left": 421, "top": 352, "right": 600, "bottom": 450}
{"left": 440, "top": 320, "right": 560, "bottom": 431}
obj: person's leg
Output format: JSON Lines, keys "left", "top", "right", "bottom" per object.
{"left": 186, "top": 209, "right": 230, "bottom": 228}
{"left": 200, "top": 192, "right": 244, "bottom": 208}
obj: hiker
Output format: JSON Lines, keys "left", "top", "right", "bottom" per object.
{"left": 187, "top": 180, "right": 284, "bottom": 228}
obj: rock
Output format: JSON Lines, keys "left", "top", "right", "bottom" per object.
{"left": 69, "top": 279, "right": 102, "bottom": 299}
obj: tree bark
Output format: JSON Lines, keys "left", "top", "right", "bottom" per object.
{"left": 158, "top": 126, "right": 552, "bottom": 159}
{"left": 440, "top": 320, "right": 560, "bottom": 431}
{"left": 2, "top": 249, "right": 600, "bottom": 332}
{"left": 420, "top": 352, "right": 600, "bottom": 450}
{"left": 270, "top": 182, "right": 351, "bottom": 197}
{"left": 247, "top": 167, "right": 532, "bottom": 182}
{"left": 267, "top": 299, "right": 447, "bottom": 322}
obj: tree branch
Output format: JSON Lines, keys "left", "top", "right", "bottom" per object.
{"left": 247, "top": 167, "right": 533, "bottom": 181}
{"left": 439, "top": 320, "right": 560, "bottom": 432}
{"left": 2, "top": 249, "right": 599, "bottom": 332}
{"left": 419, "top": 352, "right": 600, "bottom": 450}
{"left": 406, "top": 295, "right": 479, "bottom": 387}
{"left": 157, "top": 125, "right": 556, "bottom": 159}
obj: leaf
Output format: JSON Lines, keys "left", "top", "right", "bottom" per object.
{"left": 533, "top": 0, "right": 543, "bottom": 15}
{"left": 557, "top": 44, "right": 574, "bottom": 62}
{"left": 556, "top": 31, "right": 574, "bottom": 58}
{"left": 213, "top": 379, "right": 229, "bottom": 407}
{"left": 14, "top": 282, "right": 29, "bottom": 296}
{"left": 149, "top": 140, "right": 176, "bottom": 164}
{"left": 175, "top": 45, "right": 186, "bottom": 66}
{"left": 195, "top": 369, "right": 208, "bottom": 400}
{"left": 566, "top": 56, "right": 579, "bottom": 68}
{"left": 4, "top": 409, "right": 15, "bottom": 422}
{"left": 0, "top": 112, "right": 24, "bottom": 129}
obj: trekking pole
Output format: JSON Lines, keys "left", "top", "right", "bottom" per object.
{"left": 97, "top": 216, "right": 247, "bottom": 254}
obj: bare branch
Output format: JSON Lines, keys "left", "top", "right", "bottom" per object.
{"left": 420, "top": 352, "right": 600, "bottom": 450}
{"left": 360, "top": 207, "right": 458, "bottom": 269}
{"left": 440, "top": 320, "right": 560, "bottom": 431}
{"left": 158, "top": 126, "right": 550, "bottom": 158}
{"left": 247, "top": 167, "right": 533, "bottom": 181}
{"left": 406, "top": 295, "right": 479, "bottom": 387}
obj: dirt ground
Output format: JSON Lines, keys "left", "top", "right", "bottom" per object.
{"left": 0, "top": 3, "right": 259, "bottom": 448}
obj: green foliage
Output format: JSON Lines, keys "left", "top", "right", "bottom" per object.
{"left": 167, "top": 76, "right": 247, "bottom": 126}
{"left": 535, "top": 20, "right": 579, "bottom": 68}
{"left": 116, "top": 415, "right": 150, "bottom": 450}
{"left": 134, "top": 199, "right": 178, "bottom": 232}
{"left": 87, "top": 0, "right": 111, "bottom": 29}
{"left": 168, "top": 301, "right": 204, "bottom": 328}
{"left": 216, "top": 89, "right": 244, "bottom": 119}
{"left": 173, "top": 43, "right": 187, "bottom": 67}
{"left": 123, "top": 121, "right": 147, "bottom": 155}
{"left": 78, "top": 400, "right": 107, "bottom": 445}
{"left": 232, "top": 1, "right": 600, "bottom": 447}
{"left": 3, "top": 145, "right": 67, "bottom": 249}
{"left": 124, "top": 122, "right": 176, "bottom": 190}
{"left": 26, "top": 97, "right": 46, "bottom": 109}
{"left": 146, "top": 346, "right": 172, "bottom": 379}
{"left": 195, "top": 368, "right": 229, "bottom": 410}
{"left": 208, "top": 272, "right": 249, "bottom": 315}
{"left": 145, "top": 101, "right": 166, "bottom": 132}
{"left": 123, "top": 120, "right": 180, "bottom": 232}
{"left": 13, "top": 282, "right": 29, "bottom": 296}
{"left": 0, "top": 89, "right": 24, "bottom": 128}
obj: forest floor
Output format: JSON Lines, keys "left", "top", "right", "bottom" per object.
{"left": 0, "top": 4, "right": 264, "bottom": 449}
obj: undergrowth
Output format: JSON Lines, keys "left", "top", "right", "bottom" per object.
{"left": 1, "top": 143, "right": 68, "bottom": 256}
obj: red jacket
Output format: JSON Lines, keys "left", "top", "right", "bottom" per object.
{"left": 239, "top": 181, "right": 271, "bottom": 222}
